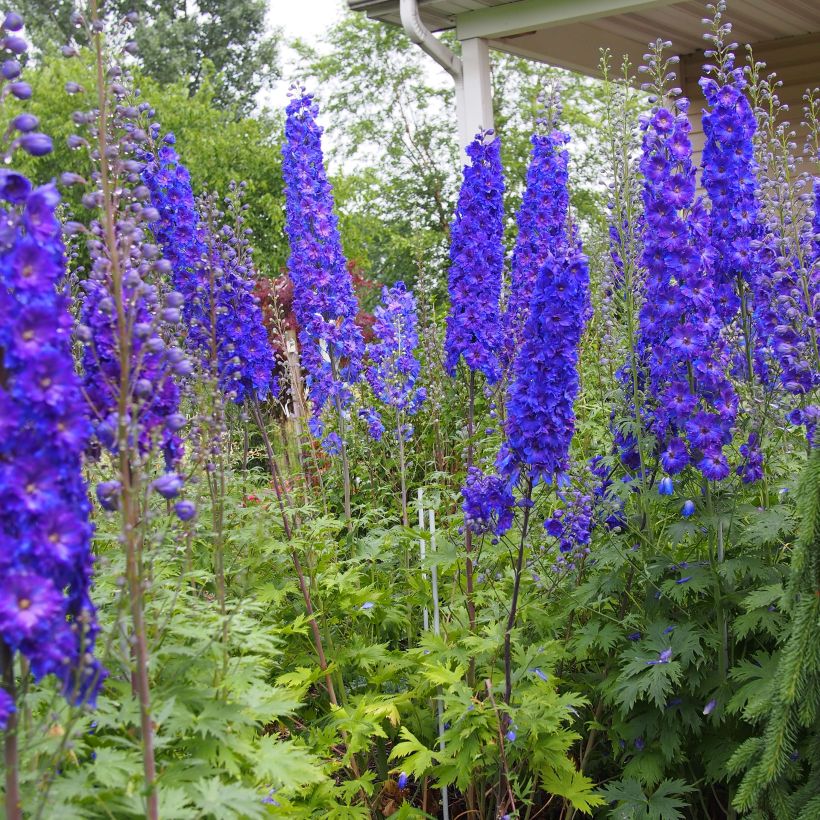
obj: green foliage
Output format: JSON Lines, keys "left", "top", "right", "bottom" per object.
{"left": 730, "top": 449, "right": 820, "bottom": 816}
{"left": 16, "top": 51, "right": 287, "bottom": 276}
{"left": 17, "top": 0, "right": 280, "bottom": 112}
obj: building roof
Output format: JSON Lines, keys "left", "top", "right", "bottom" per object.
{"left": 347, "top": 0, "right": 820, "bottom": 75}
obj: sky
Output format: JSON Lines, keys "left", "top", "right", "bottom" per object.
{"left": 268, "top": 0, "right": 348, "bottom": 109}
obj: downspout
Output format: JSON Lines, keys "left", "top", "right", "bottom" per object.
{"left": 399, "top": 0, "right": 470, "bottom": 151}
{"left": 399, "top": 0, "right": 462, "bottom": 80}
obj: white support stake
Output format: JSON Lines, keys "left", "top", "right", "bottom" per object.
{"left": 428, "top": 510, "right": 450, "bottom": 820}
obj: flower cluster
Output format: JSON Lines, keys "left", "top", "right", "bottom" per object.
{"left": 200, "top": 183, "right": 279, "bottom": 404}
{"left": 0, "top": 24, "right": 103, "bottom": 719}
{"left": 462, "top": 466, "right": 515, "bottom": 535}
{"left": 504, "top": 118, "right": 570, "bottom": 366}
{"left": 504, "top": 228, "right": 590, "bottom": 484}
{"left": 444, "top": 131, "right": 504, "bottom": 384}
{"left": 140, "top": 131, "right": 210, "bottom": 353}
{"left": 143, "top": 136, "right": 277, "bottom": 405}
{"left": 361, "top": 282, "right": 426, "bottom": 438}
{"left": 281, "top": 90, "right": 363, "bottom": 435}
{"left": 544, "top": 484, "right": 594, "bottom": 574}
{"left": 637, "top": 89, "right": 737, "bottom": 481}
{"left": 700, "top": 54, "right": 760, "bottom": 330}
{"left": 75, "top": 87, "right": 188, "bottom": 483}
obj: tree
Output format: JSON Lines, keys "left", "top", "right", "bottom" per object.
{"left": 17, "top": 0, "right": 280, "bottom": 113}
{"left": 16, "top": 51, "right": 287, "bottom": 275}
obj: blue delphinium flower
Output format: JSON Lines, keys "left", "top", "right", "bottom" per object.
{"left": 504, "top": 228, "right": 590, "bottom": 484}
{"left": 504, "top": 110, "right": 570, "bottom": 366}
{"left": 140, "top": 130, "right": 209, "bottom": 354}
{"left": 637, "top": 85, "right": 737, "bottom": 482}
{"left": 201, "top": 182, "right": 279, "bottom": 404}
{"left": 700, "top": 53, "right": 760, "bottom": 330}
{"left": 143, "top": 134, "right": 277, "bottom": 405}
{"left": 0, "top": 44, "right": 104, "bottom": 718}
{"left": 462, "top": 466, "right": 515, "bottom": 535}
{"left": 546, "top": 485, "right": 594, "bottom": 575}
{"left": 444, "top": 131, "right": 504, "bottom": 384}
{"left": 362, "top": 281, "right": 426, "bottom": 439}
{"left": 358, "top": 406, "right": 385, "bottom": 442}
{"left": 281, "top": 89, "right": 363, "bottom": 435}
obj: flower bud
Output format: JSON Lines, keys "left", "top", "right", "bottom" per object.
{"left": 8, "top": 81, "right": 31, "bottom": 99}
{"left": 152, "top": 473, "right": 182, "bottom": 499}
{"left": 20, "top": 133, "right": 53, "bottom": 157}
{"left": 3, "top": 12, "right": 24, "bottom": 31}
{"left": 3, "top": 36, "right": 28, "bottom": 55}
{"left": 174, "top": 500, "right": 196, "bottom": 521}
{"left": 12, "top": 113, "right": 38, "bottom": 132}
{"left": 1, "top": 58, "right": 19, "bottom": 79}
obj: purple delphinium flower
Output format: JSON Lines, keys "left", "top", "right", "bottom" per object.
{"left": 366, "top": 282, "right": 426, "bottom": 417}
{"left": 504, "top": 228, "right": 590, "bottom": 484}
{"left": 700, "top": 50, "right": 760, "bottom": 336}
{"left": 444, "top": 131, "right": 504, "bottom": 384}
{"left": 199, "top": 183, "right": 279, "bottom": 404}
{"left": 143, "top": 135, "right": 278, "bottom": 405}
{"left": 546, "top": 483, "right": 594, "bottom": 575}
{"left": 0, "top": 65, "right": 104, "bottom": 715}
{"left": 503, "top": 108, "right": 570, "bottom": 366}
{"left": 358, "top": 406, "right": 385, "bottom": 442}
{"left": 462, "top": 466, "right": 515, "bottom": 535}
{"left": 77, "top": 99, "right": 188, "bottom": 471}
{"left": 281, "top": 90, "right": 363, "bottom": 436}
{"left": 637, "top": 78, "right": 737, "bottom": 481}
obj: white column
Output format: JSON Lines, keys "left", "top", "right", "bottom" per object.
{"left": 457, "top": 37, "right": 494, "bottom": 153}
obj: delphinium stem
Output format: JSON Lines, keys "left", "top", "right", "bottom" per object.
{"left": 504, "top": 478, "right": 533, "bottom": 706}
{"left": 1, "top": 642, "right": 20, "bottom": 820}
{"left": 251, "top": 402, "right": 338, "bottom": 705}
{"left": 91, "top": 4, "right": 158, "bottom": 814}
{"left": 464, "top": 371, "right": 477, "bottom": 632}
{"left": 428, "top": 510, "right": 450, "bottom": 820}
{"left": 329, "top": 350, "right": 352, "bottom": 527}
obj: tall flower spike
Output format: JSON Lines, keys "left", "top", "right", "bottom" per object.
{"left": 141, "top": 130, "right": 210, "bottom": 355}
{"left": 504, "top": 92, "right": 570, "bottom": 367}
{"left": 637, "top": 42, "right": 737, "bottom": 481}
{"left": 281, "top": 89, "right": 363, "bottom": 435}
{"left": 0, "top": 23, "right": 103, "bottom": 721}
{"left": 143, "top": 134, "right": 278, "bottom": 405}
{"left": 699, "top": 7, "right": 764, "bottom": 384}
{"left": 503, "top": 226, "right": 590, "bottom": 485}
{"left": 444, "top": 130, "right": 505, "bottom": 384}
{"left": 201, "top": 183, "right": 279, "bottom": 404}
{"left": 362, "top": 281, "right": 426, "bottom": 436}
{"left": 502, "top": 114, "right": 589, "bottom": 485}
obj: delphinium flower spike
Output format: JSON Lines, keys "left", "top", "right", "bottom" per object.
{"left": 503, "top": 88, "right": 570, "bottom": 367}
{"left": 502, "top": 224, "right": 590, "bottom": 485}
{"left": 748, "top": 79, "right": 820, "bottom": 445}
{"left": 0, "top": 15, "right": 104, "bottom": 739}
{"left": 281, "top": 88, "right": 364, "bottom": 436}
{"left": 637, "top": 40, "right": 737, "bottom": 481}
{"left": 66, "top": 13, "right": 189, "bottom": 816}
{"left": 444, "top": 130, "right": 505, "bottom": 384}
{"left": 361, "top": 281, "right": 426, "bottom": 524}
{"left": 699, "top": 4, "right": 763, "bottom": 380}
{"left": 362, "top": 281, "right": 426, "bottom": 433}
{"left": 143, "top": 135, "right": 278, "bottom": 406}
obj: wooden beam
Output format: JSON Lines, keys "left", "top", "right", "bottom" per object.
{"left": 456, "top": 0, "right": 682, "bottom": 41}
